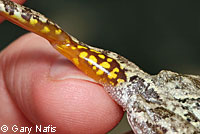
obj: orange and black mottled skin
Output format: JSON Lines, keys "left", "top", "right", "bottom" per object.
{"left": 0, "top": 0, "right": 127, "bottom": 86}
{"left": 0, "top": 0, "right": 70, "bottom": 44}
{"left": 55, "top": 42, "right": 127, "bottom": 86}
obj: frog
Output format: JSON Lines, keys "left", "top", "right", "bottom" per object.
{"left": 0, "top": 0, "right": 199, "bottom": 133}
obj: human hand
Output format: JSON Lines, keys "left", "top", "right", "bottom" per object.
{"left": 0, "top": 33, "right": 123, "bottom": 134}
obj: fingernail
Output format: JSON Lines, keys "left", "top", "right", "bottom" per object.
{"left": 50, "top": 56, "right": 95, "bottom": 82}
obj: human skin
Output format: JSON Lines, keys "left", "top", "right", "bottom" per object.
{"left": 0, "top": 33, "right": 123, "bottom": 134}
{"left": 0, "top": 1, "right": 124, "bottom": 133}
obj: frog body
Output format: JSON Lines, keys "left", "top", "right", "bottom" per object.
{"left": 0, "top": 0, "right": 199, "bottom": 133}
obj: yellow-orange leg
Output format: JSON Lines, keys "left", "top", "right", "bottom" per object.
{"left": 0, "top": 0, "right": 127, "bottom": 86}
{"left": 1, "top": 1, "right": 200, "bottom": 134}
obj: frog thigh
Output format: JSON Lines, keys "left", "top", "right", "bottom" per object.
{"left": 126, "top": 94, "right": 197, "bottom": 134}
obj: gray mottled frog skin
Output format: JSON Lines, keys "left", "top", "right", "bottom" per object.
{"left": 0, "top": 0, "right": 200, "bottom": 133}
{"left": 103, "top": 51, "right": 200, "bottom": 133}
{"left": 109, "top": 68, "right": 200, "bottom": 133}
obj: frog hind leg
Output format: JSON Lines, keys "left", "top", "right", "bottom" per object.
{"left": 126, "top": 94, "right": 197, "bottom": 134}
